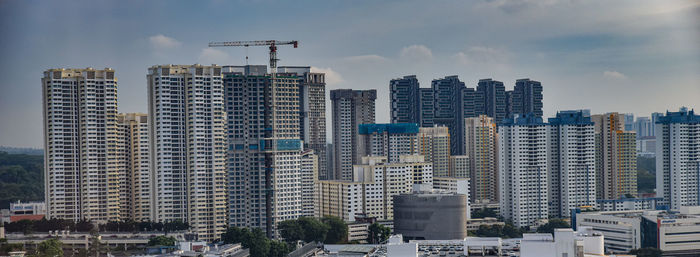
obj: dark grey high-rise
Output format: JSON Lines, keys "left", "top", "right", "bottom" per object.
{"left": 422, "top": 76, "right": 478, "bottom": 155}
{"left": 509, "top": 79, "right": 543, "bottom": 118}
{"left": 330, "top": 89, "right": 376, "bottom": 180}
{"left": 476, "top": 79, "right": 506, "bottom": 122}
{"left": 390, "top": 75, "right": 420, "bottom": 124}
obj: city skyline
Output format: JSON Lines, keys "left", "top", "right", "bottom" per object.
{"left": 1, "top": 0, "right": 699, "bottom": 148}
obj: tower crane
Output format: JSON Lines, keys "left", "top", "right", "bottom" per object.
{"left": 208, "top": 40, "right": 298, "bottom": 75}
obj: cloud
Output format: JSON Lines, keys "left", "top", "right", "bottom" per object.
{"left": 399, "top": 45, "right": 433, "bottom": 62}
{"left": 482, "top": 0, "right": 560, "bottom": 14}
{"left": 149, "top": 34, "right": 181, "bottom": 49}
{"left": 603, "top": 70, "right": 627, "bottom": 79}
{"left": 311, "top": 67, "right": 344, "bottom": 85}
{"left": 341, "top": 55, "right": 390, "bottom": 64}
{"left": 455, "top": 46, "right": 509, "bottom": 65}
{"left": 198, "top": 48, "right": 230, "bottom": 65}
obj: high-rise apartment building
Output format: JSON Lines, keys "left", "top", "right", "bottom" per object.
{"left": 300, "top": 150, "right": 318, "bottom": 217}
{"left": 223, "top": 65, "right": 303, "bottom": 238}
{"left": 508, "top": 79, "right": 543, "bottom": 118}
{"left": 656, "top": 109, "right": 700, "bottom": 209}
{"left": 634, "top": 117, "right": 653, "bottom": 139}
{"left": 476, "top": 79, "right": 506, "bottom": 122}
{"left": 425, "top": 76, "right": 475, "bottom": 155}
{"left": 449, "top": 155, "right": 470, "bottom": 178}
{"left": 147, "top": 65, "right": 227, "bottom": 241}
{"left": 117, "top": 113, "right": 151, "bottom": 221}
{"left": 278, "top": 66, "right": 328, "bottom": 180}
{"left": 498, "top": 114, "right": 549, "bottom": 227}
{"left": 42, "top": 68, "right": 120, "bottom": 223}
{"left": 623, "top": 113, "right": 635, "bottom": 131}
{"left": 591, "top": 113, "right": 637, "bottom": 200}
{"left": 390, "top": 75, "right": 421, "bottom": 124}
{"left": 358, "top": 123, "right": 419, "bottom": 164}
{"left": 464, "top": 115, "right": 498, "bottom": 203}
{"left": 416, "top": 126, "right": 451, "bottom": 177}
{"left": 331, "top": 89, "right": 376, "bottom": 180}
{"left": 548, "top": 111, "right": 596, "bottom": 218}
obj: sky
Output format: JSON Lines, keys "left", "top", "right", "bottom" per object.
{"left": 0, "top": 0, "right": 698, "bottom": 148}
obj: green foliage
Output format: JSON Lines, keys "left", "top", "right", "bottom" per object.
{"left": 321, "top": 216, "right": 348, "bottom": 244}
{"left": 471, "top": 207, "right": 498, "bottom": 219}
{"left": 475, "top": 223, "right": 525, "bottom": 238}
{"left": 0, "top": 151, "right": 44, "bottom": 208}
{"left": 0, "top": 242, "right": 24, "bottom": 255}
{"left": 267, "top": 240, "right": 290, "bottom": 257}
{"left": 37, "top": 239, "right": 63, "bottom": 257}
{"left": 629, "top": 247, "right": 663, "bottom": 257}
{"left": 278, "top": 219, "right": 305, "bottom": 244}
{"left": 148, "top": 236, "right": 176, "bottom": 246}
{"left": 298, "top": 217, "right": 329, "bottom": 243}
{"left": 637, "top": 156, "right": 656, "bottom": 193}
{"left": 368, "top": 223, "right": 391, "bottom": 244}
{"left": 221, "top": 227, "right": 283, "bottom": 257}
{"left": 536, "top": 219, "right": 570, "bottom": 234}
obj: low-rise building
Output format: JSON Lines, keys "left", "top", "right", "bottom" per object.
{"left": 466, "top": 217, "right": 505, "bottom": 232}
{"left": 9, "top": 201, "right": 46, "bottom": 221}
{"left": 393, "top": 187, "right": 468, "bottom": 241}
{"left": 574, "top": 206, "right": 700, "bottom": 255}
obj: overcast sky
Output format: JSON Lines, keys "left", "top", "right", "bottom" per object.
{"left": 1, "top": 0, "right": 698, "bottom": 148}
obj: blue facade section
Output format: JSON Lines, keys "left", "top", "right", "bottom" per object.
{"left": 276, "top": 139, "right": 302, "bottom": 151}
{"left": 358, "top": 123, "right": 419, "bottom": 134}
{"left": 656, "top": 109, "right": 699, "bottom": 124}
{"left": 548, "top": 110, "right": 594, "bottom": 125}
{"left": 500, "top": 113, "right": 546, "bottom": 126}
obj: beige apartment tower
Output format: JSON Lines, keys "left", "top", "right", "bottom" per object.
{"left": 592, "top": 113, "right": 637, "bottom": 200}
{"left": 416, "top": 126, "right": 451, "bottom": 177}
{"left": 148, "top": 65, "right": 227, "bottom": 241}
{"left": 464, "top": 115, "right": 498, "bottom": 203}
{"left": 42, "top": 68, "right": 120, "bottom": 223}
{"left": 117, "top": 113, "right": 151, "bottom": 221}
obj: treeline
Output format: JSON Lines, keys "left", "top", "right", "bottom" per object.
{"left": 221, "top": 216, "right": 349, "bottom": 257}
{"left": 0, "top": 151, "right": 44, "bottom": 208}
{"left": 3, "top": 219, "right": 189, "bottom": 234}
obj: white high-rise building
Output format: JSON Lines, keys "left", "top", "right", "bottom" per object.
{"left": 147, "top": 65, "right": 227, "bottom": 241}
{"left": 117, "top": 113, "right": 151, "bottom": 221}
{"left": 223, "top": 66, "right": 303, "bottom": 238}
{"left": 300, "top": 150, "right": 318, "bottom": 217}
{"left": 498, "top": 114, "right": 549, "bottom": 227}
{"left": 42, "top": 68, "right": 120, "bottom": 223}
{"left": 656, "top": 109, "right": 700, "bottom": 209}
{"left": 548, "top": 111, "right": 596, "bottom": 218}
{"left": 316, "top": 155, "right": 432, "bottom": 222}
{"left": 358, "top": 123, "right": 419, "bottom": 164}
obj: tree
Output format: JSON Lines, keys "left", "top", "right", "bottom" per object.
{"left": 629, "top": 247, "right": 663, "bottom": 257}
{"left": 368, "top": 223, "right": 391, "bottom": 244}
{"left": 278, "top": 220, "right": 304, "bottom": 244}
{"left": 244, "top": 228, "right": 270, "bottom": 257}
{"left": 322, "top": 216, "right": 348, "bottom": 244}
{"left": 267, "top": 240, "right": 290, "bottom": 257}
{"left": 36, "top": 239, "right": 63, "bottom": 257}
{"left": 147, "top": 236, "right": 176, "bottom": 246}
{"left": 475, "top": 223, "right": 525, "bottom": 239}
{"left": 471, "top": 207, "right": 498, "bottom": 219}
{"left": 536, "top": 219, "right": 570, "bottom": 234}
{"left": 221, "top": 227, "right": 250, "bottom": 245}
{"left": 75, "top": 219, "right": 94, "bottom": 232}
{"left": 0, "top": 152, "right": 44, "bottom": 209}
{"left": 298, "top": 217, "right": 329, "bottom": 243}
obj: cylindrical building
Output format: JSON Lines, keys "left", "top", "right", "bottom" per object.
{"left": 393, "top": 191, "right": 467, "bottom": 240}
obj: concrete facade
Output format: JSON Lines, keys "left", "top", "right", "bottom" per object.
{"left": 393, "top": 191, "right": 468, "bottom": 240}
